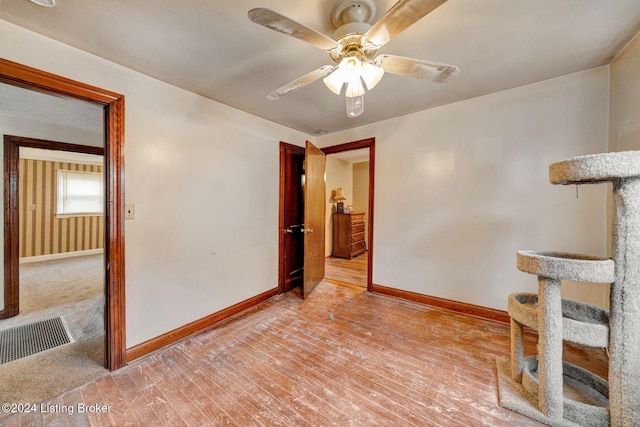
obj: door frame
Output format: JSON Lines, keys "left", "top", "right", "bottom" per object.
{"left": 278, "top": 141, "right": 305, "bottom": 294}
{"left": 0, "top": 58, "right": 126, "bottom": 370}
{"left": 321, "top": 138, "right": 375, "bottom": 291}
{"left": 4, "top": 136, "right": 104, "bottom": 316}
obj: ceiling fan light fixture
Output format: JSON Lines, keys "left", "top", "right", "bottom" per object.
{"left": 342, "top": 56, "right": 361, "bottom": 79}
{"left": 345, "top": 78, "right": 365, "bottom": 98}
{"left": 323, "top": 55, "right": 363, "bottom": 96}
{"left": 29, "top": 0, "right": 55, "bottom": 7}
{"left": 346, "top": 94, "right": 364, "bottom": 118}
{"left": 361, "top": 62, "right": 384, "bottom": 90}
{"left": 323, "top": 68, "right": 345, "bottom": 95}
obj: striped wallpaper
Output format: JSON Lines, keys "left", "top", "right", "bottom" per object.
{"left": 19, "top": 158, "right": 105, "bottom": 258}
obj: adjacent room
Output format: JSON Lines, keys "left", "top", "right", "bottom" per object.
{"left": 324, "top": 149, "right": 370, "bottom": 288}
{"left": 0, "top": 0, "right": 639, "bottom": 425}
{"left": 0, "top": 84, "right": 108, "bottom": 414}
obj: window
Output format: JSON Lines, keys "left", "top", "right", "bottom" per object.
{"left": 56, "top": 170, "right": 104, "bottom": 215}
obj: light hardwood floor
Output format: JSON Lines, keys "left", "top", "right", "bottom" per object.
{"left": 324, "top": 252, "right": 368, "bottom": 288}
{"left": 0, "top": 280, "right": 608, "bottom": 426}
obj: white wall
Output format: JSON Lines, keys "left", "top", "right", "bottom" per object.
{"left": 610, "top": 31, "right": 640, "bottom": 152}
{"left": 325, "top": 155, "right": 353, "bottom": 257}
{"left": 318, "top": 67, "right": 611, "bottom": 310}
{"left": 0, "top": 20, "right": 311, "bottom": 346}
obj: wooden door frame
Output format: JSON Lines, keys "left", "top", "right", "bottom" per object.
{"left": 0, "top": 58, "right": 126, "bottom": 370}
{"left": 321, "top": 138, "right": 375, "bottom": 291}
{"left": 277, "top": 141, "right": 305, "bottom": 293}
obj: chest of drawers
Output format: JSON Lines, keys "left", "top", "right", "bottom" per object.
{"left": 332, "top": 213, "right": 366, "bottom": 259}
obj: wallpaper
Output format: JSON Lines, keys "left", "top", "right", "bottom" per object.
{"left": 19, "top": 158, "right": 104, "bottom": 258}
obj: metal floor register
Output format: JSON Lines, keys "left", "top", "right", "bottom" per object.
{"left": 0, "top": 317, "right": 73, "bottom": 364}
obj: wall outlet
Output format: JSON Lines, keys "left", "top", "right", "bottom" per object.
{"left": 125, "top": 204, "right": 135, "bottom": 220}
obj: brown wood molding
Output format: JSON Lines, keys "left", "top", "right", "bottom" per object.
{"left": 321, "top": 138, "right": 374, "bottom": 155}
{"left": 0, "top": 58, "right": 122, "bottom": 104}
{"left": 126, "top": 287, "right": 279, "bottom": 363}
{"left": 0, "top": 58, "right": 126, "bottom": 370}
{"left": 321, "top": 138, "right": 375, "bottom": 292}
{"left": 278, "top": 141, "right": 305, "bottom": 294}
{"left": 371, "top": 284, "right": 510, "bottom": 324}
{"left": 3, "top": 136, "right": 105, "bottom": 155}
{"left": 104, "top": 95, "right": 126, "bottom": 370}
{"left": 4, "top": 137, "right": 20, "bottom": 320}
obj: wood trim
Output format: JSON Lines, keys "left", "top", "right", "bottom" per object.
{"left": 278, "top": 141, "right": 305, "bottom": 294}
{"left": 126, "top": 287, "right": 279, "bottom": 363}
{"left": 321, "top": 138, "right": 374, "bottom": 156}
{"left": 104, "top": 95, "right": 126, "bottom": 370}
{"left": 4, "top": 138, "right": 20, "bottom": 319}
{"left": 0, "top": 58, "right": 126, "bottom": 370}
{"left": 321, "top": 138, "right": 375, "bottom": 292}
{"left": 0, "top": 59, "right": 122, "bottom": 104}
{"left": 4, "top": 136, "right": 105, "bottom": 155}
{"left": 371, "top": 284, "right": 510, "bottom": 324}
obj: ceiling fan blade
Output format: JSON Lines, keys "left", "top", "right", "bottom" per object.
{"left": 267, "top": 66, "right": 337, "bottom": 100}
{"left": 375, "top": 54, "right": 459, "bottom": 82}
{"left": 248, "top": 8, "right": 337, "bottom": 52}
{"left": 365, "top": 0, "right": 447, "bottom": 49}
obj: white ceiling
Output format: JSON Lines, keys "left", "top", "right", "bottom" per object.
{"left": 0, "top": 82, "right": 103, "bottom": 130}
{"left": 1, "top": 0, "right": 639, "bottom": 136}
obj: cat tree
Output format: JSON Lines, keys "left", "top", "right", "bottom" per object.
{"left": 497, "top": 150, "right": 640, "bottom": 427}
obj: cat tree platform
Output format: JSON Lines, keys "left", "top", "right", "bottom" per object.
{"left": 511, "top": 251, "right": 613, "bottom": 348}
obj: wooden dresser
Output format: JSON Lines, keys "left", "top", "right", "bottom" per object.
{"left": 332, "top": 213, "right": 366, "bottom": 259}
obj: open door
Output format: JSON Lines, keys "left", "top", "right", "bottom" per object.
{"left": 302, "top": 141, "right": 326, "bottom": 298}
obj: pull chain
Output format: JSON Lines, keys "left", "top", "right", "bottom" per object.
{"left": 576, "top": 184, "right": 579, "bottom": 199}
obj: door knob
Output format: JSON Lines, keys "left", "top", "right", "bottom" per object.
{"left": 285, "top": 224, "right": 304, "bottom": 234}
{"left": 303, "top": 228, "right": 314, "bottom": 234}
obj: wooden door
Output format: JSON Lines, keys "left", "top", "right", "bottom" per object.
{"left": 302, "top": 141, "right": 326, "bottom": 298}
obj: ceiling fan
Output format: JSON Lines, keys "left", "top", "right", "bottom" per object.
{"left": 248, "top": 0, "right": 459, "bottom": 118}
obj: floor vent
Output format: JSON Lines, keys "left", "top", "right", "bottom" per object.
{"left": 0, "top": 317, "right": 73, "bottom": 364}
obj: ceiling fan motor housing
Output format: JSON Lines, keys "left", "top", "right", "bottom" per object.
{"left": 331, "top": 0, "right": 376, "bottom": 40}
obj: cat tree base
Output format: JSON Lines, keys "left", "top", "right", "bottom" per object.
{"left": 497, "top": 358, "right": 609, "bottom": 427}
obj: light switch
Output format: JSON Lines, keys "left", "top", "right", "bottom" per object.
{"left": 125, "top": 204, "right": 135, "bottom": 220}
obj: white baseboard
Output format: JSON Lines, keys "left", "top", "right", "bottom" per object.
{"left": 19, "top": 248, "right": 104, "bottom": 264}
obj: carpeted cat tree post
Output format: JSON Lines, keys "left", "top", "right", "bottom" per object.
{"left": 497, "top": 150, "right": 640, "bottom": 427}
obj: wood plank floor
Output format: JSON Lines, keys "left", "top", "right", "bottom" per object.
{"left": 325, "top": 253, "right": 368, "bottom": 288}
{"left": 0, "top": 281, "right": 608, "bottom": 426}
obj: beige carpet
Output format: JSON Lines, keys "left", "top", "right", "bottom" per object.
{"left": 0, "top": 254, "right": 107, "bottom": 419}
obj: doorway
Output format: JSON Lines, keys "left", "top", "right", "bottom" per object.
{"left": 0, "top": 58, "right": 125, "bottom": 370}
{"left": 325, "top": 149, "right": 370, "bottom": 288}
{"left": 1, "top": 139, "right": 107, "bottom": 408}
{"left": 278, "top": 141, "right": 326, "bottom": 298}
{"left": 278, "top": 137, "right": 374, "bottom": 295}
{"left": 279, "top": 142, "right": 305, "bottom": 294}
{"left": 323, "top": 138, "right": 374, "bottom": 291}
